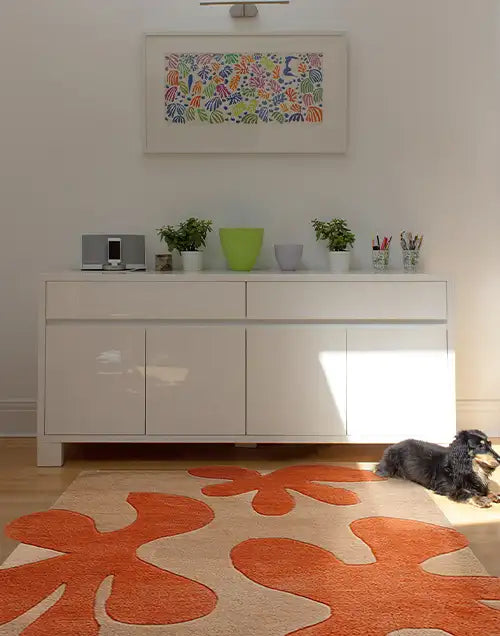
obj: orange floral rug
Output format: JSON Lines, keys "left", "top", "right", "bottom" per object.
{"left": 1, "top": 465, "right": 500, "bottom": 635}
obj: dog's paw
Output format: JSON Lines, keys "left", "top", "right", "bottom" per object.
{"left": 373, "top": 463, "right": 389, "bottom": 478}
{"left": 488, "top": 492, "right": 500, "bottom": 503}
{"left": 470, "top": 495, "right": 493, "bottom": 508}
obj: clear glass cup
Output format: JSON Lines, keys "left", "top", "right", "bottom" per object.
{"left": 402, "top": 249, "right": 419, "bottom": 272}
{"left": 372, "top": 249, "right": 390, "bottom": 271}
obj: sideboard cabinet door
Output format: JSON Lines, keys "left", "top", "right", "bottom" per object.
{"left": 346, "top": 325, "right": 453, "bottom": 442}
{"left": 146, "top": 326, "right": 246, "bottom": 435}
{"left": 246, "top": 326, "right": 347, "bottom": 437}
{"left": 45, "top": 325, "right": 145, "bottom": 435}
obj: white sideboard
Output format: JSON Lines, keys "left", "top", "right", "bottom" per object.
{"left": 37, "top": 271, "right": 456, "bottom": 466}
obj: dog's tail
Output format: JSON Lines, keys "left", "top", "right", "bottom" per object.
{"left": 374, "top": 446, "right": 399, "bottom": 478}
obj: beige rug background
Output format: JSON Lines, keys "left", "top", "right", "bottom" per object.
{"left": 1, "top": 468, "right": 495, "bottom": 635}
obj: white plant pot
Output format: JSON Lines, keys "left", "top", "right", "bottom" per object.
{"left": 329, "top": 250, "right": 350, "bottom": 273}
{"left": 181, "top": 251, "right": 203, "bottom": 272}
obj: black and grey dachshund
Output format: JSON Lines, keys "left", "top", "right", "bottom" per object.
{"left": 375, "top": 429, "right": 500, "bottom": 508}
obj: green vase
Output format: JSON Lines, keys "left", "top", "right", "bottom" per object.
{"left": 219, "top": 228, "right": 264, "bottom": 271}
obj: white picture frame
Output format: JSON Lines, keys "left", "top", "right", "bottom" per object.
{"left": 144, "top": 32, "right": 348, "bottom": 154}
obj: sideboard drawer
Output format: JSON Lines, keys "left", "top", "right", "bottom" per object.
{"left": 247, "top": 281, "right": 447, "bottom": 321}
{"left": 46, "top": 282, "right": 246, "bottom": 319}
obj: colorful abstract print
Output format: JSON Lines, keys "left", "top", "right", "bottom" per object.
{"left": 164, "top": 53, "right": 324, "bottom": 125}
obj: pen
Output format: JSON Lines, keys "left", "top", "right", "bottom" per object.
{"left": 401, "top": 231, "right": 423, "bottom": 250}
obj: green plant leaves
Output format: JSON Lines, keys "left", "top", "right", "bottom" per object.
{"left": 241, "top": 113, "right": 258, "bottom": 124}
{"left": 300, "top": 78, "right": 315, "bottom": 95}
{"left": 203, "top": 82, "right": 216, "bottom": 98}
{"left": 157, "top": 218, "right": 213, "bottom": 253}
{"left": 313, "top": 87, "right": 323, "bottom": 104}
{"left": 311, "top": 218, "right": 355, "bottom": 251}
{"left": 178, "top": 59, "right": 190, "bottom": 78}
{"left": 232, "top": 102, "right": 247, "bottom": 118}
{"left": 260, "top": 56, "right": 275, "bottom": 71}
{"left": 178, "top": 57, "right": 191, "bottom": 77}
{"left": 185, "top": 107, "right": 196, "bottom": 122}
{"left": 241, "top": 86, "right": 257, "bottom": 98}
{"left": 247, "top": 99, "right": 258, "bottom": 114}
{"left": 179, "top": 81, "right": 189, "bottom": 96}
{"left": 224, "top": 54, "right": 239, "bottom": 64}
{"left": 271, "top": 111, "right": 285, "bottom": 124}
{"left": 210, "top": 110, "right": 225, "bottom": 124}
{"left": 197, "top": 108, "right": 209, "bottom": 122}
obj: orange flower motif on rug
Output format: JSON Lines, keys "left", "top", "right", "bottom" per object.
{"left": 188, "top": 465, "right": 384, "bottom": 516}
{"left": 0, "top": 493, "right": 217, "bottom": 635}
{"left": 231, "top": 516, "right": 500, "bottom": 636}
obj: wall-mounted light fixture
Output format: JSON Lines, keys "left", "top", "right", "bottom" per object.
{"left": 200, "top": 0, "right": 289, "bottom": 19}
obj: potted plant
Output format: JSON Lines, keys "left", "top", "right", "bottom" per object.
{"left": 311, "top": 218, "right": 355, "bottom": 273}
{"left": 157, "top": 217, "right": 213, "bottom": 272}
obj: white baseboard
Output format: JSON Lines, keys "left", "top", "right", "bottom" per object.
{"left": 456, "top": 400, "right": 500, "bottom": 437}
{"left": 0, "top": 400, "right": 37, "bottom": 437}
{"left": 0, "top": 399, "right": 498, "bottom": 439}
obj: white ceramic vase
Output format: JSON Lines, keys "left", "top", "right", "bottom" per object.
{"left": 181, "top": 251, "right": 203, "bottom": 272}
{"left": 328, "top": 250, "right": 350, "bottom": 273}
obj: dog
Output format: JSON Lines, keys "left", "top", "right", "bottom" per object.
{"left": 375, "top": 429, "right": 500, "bottom": 508}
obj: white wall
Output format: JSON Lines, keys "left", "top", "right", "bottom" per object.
{"left": 0, "top": 0, "right": 499, "bottom": 433}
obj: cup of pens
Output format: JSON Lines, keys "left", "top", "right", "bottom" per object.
{"left": 372, "top": 235, "right": 391, "bottom": 271}
{"left": 401, "top": 231, "right": 423, "bottom": 272}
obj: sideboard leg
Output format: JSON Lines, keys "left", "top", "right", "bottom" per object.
{"left": 37, "top": 440, "right": 65, "bottom": 467}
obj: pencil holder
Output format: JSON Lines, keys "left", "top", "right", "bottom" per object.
{"left": 402, "top": 249, "right": 419, "bottom": 273}
{"left": 372, "top": 249, "right": 390, "bottom": 271}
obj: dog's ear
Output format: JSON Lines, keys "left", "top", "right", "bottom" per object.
{"left": 455, "top": 431, "right": 478, "bottom": 457}
{"left": 449, "top": 433, "right": 473, "bottom": 468}
{"left": 454, "top": 430, "right": 471, "bottom": 445}
{"left": 456, "top": 428, "right": 487, "bottom": 441}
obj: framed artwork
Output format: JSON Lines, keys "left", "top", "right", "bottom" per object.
{"left": 144, "top": 32, "right": 348, "bottom": 154}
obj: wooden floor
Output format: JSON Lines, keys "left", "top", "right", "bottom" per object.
{"left": 2, "top": 438, "right": 500, "bottom": 575}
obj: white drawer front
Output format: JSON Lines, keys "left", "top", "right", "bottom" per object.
{"left": 46, "top": 282, "right": 246, "bottom": 319}
{"left": 247, "top": 281, "right": 447, "bottom": 321}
